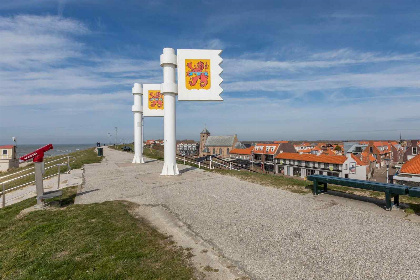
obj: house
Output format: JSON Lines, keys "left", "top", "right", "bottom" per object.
{"left": 275, "top": 152, "right": 367, "bottom": 180}
{"left": 363, "top": 141, "right": 386, "bottom": 167}
{"left": 344, "top": 142, "right": 367, "bottom": 155}
{"left": 229, "top": 146, "right": 254, "bottom": 161}
{"left": 145, "top": 139, "right": 164, "bottom": 145}
{"left": 199, "top": 128, "right": 241, "bottom": 158}
{"left": 253, "top": 142, "right": 296, "bottom": 172}
{"left": 403, "top": 140, "right": 419, "bottom": 162}
{"left": 177, "top": 140, "right": 199, "bottom": 156}
{"left": 253, "top": 143, "right": 280, "bottom": 172}
{"left": 393, "top": 154, "right": 420, "bottom": 187}
{"left": 0, "top": 145, "right": 19, "bottom": 172}
{"left": 293, "top": 142, "right": 314, "bottom": 152}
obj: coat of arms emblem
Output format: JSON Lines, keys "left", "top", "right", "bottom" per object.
{"left": 148, "top": 90, "right": 164, "bottom": 110}
{"left": 185, "top": 59, "right": 211, "bottom": 90}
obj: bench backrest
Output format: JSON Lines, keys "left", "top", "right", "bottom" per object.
{"left": 307, "top": 175, "right": 409, "bottom": 195}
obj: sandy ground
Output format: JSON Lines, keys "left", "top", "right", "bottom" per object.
{"left": 76, "top": 147, "right": 420, "bottom": 280}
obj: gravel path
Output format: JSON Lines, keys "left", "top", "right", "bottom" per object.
{"left": 76, "top": 147, "right": 420, "bottom": 280}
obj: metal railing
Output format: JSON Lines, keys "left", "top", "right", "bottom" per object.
{"left": 0, "top": 156, "right": 69, "bottom": 182}
{"left": 176, "top": 154, "right": 259, "bottom": 173}
{"left": 0, "top": 156, "right": 75, "bottom": 208}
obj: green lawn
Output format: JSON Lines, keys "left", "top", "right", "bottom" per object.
{"left": 0, "top": 186, "right": 195, "bottom": 280}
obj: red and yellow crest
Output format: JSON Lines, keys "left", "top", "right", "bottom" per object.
{"left": 148, "top": 90, "right": 164, "bottom": 110}
{"left": 185, "top": 59, "right": 211, "bottom": 90}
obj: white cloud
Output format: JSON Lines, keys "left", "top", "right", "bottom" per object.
{"left": 223, "top": 49, "right": 419, "bottom": 79}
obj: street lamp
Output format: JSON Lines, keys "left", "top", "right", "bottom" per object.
{"left": 384, "top": 158, "right": 391, "bottom": 184}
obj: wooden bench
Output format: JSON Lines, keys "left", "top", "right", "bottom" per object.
{"left": 306, "top": 175, "right": 418, "bottom": 210}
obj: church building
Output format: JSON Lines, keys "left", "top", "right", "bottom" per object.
{"left": 199, "top": 128, "right": 243, "bottom": 158}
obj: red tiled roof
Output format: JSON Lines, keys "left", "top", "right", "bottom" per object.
{"left": 323, "top": 149, "right": 336, "bottom": 156}
{"left": 361, "top": 152, "right": 376, "bottom": 163}
{"left": 253, "top": 143, "right": 279, "bottom": 155}
{"left": 299, "top": 148, "right": 312, "bottom": 153}
{"left": 274, "top": 141, "right": 288, "bottom": 143}
{"left": 351, "top": 154, "right": 366, "bottom": 166}
{"left": 276, "top": 153, "right": 347, "bottom": 164}
{"left": 0, "top": 145, "right": 14, "bottom": 149}
{"left": 229, "top": 147, "right": 253, "bottom": 155}
{"left": 400, "top": 154, "right": 420, "bottom": 174}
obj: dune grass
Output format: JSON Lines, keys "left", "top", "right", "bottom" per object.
{"left": 0, "top": 186, "right": 195, "bottom": 280}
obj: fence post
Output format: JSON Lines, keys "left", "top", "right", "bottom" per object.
{"left": 210, "top": 156, "right": 212, "bottom": 169}
{"left": 184, "top": 156, "right": 186, "bottom": 165}
{"left": 57, "top": 164, "right": 61, "bottom": 190}
{"left": 230, "top": 162, "right": 232, "bottom": 170}
{"left": 199, "top": 162, "right": 201, "bottom": 169}
{"left": 67, "top": 156, "right": 71, "bottom": 173}
{"left": 2, "top": 183, "right": 5, "bottom": 208}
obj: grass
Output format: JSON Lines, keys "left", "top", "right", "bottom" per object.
{"left": 0, "top": 186, "right": 195, "bottom": 280}
{"left": 1, "top": 148, "right": 102, "bottom": 191}
{"left": 214, "top": 169, "right": 312, "bottom": 194}
{"left": 111, "top": 145, "right": 420, "bottom": 215}
{"left": 110, "top": 144, "right": 164, "bottom": 160}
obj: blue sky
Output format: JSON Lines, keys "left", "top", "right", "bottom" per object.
{"left": 1, "top": 0, "right": 420, "bottom": 144}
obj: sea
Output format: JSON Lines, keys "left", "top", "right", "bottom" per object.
{"left": 16, "top": 144, "right": 95, "bottom": 159}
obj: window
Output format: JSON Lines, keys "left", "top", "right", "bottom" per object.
{"left": 219, "top": 148, "right": 222, "bottom": 155}
{"left": 2, "top": 150, "right": 7, "bottom": 155}
{"left": 344, "top": 164, "right": 348, "bottom": 170}
{"left": 227, "top": 148, "right": 229, "bottom": 154}
{"left": 213, "top": 148, "right": 215, "bottom": 154}
{"left": 370, "top": 147, "right": 373, "bottom": 153}
{"left": 413, "top": 147, "right": 418, "bottom": 155}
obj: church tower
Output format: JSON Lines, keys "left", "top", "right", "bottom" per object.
{"left": 199, "top": 127, "right": 210, "bottom": 157}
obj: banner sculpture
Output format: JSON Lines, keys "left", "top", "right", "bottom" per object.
{"left": 143, "top": 84, "right": 165, "bottom": 117}
{"left": 160, "top": 48, "right": 223, "bottom": 175}
{"left": 132, "top": 83, "right": 145, "bottom": 163}
{"left": 177, "top": 49, "right": 223, "bottom": 101}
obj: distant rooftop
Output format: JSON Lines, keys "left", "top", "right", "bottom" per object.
{"left": 205, "top": 135, "right": 235, "bottom": 147}
{"left": 201, "top": 128, "right": 210, "bottom": 134}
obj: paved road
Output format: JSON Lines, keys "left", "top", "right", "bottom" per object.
{"left": 76, "top": 147, "right": 420, "bottom": 280}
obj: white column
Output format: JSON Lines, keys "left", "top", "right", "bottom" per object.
{"left": 132, "top": 83, "right": 144, "bottom": 163}
{"left": 160, "top": 48, "right": 179, "bottom": 175}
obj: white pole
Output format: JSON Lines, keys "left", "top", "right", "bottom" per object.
{"left": 35, "top": 162, "right": 44, "bottom": 206}
{"left": 160, "top": 48, "right": 179, "bottom": 175}
{"left": 132, "top": 83, "right": 145, "bottom": 163}
{"left": 141, "top": 115, "right": 144, "bottom": 161}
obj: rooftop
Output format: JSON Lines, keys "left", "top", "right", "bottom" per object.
{"left": 201, "top": 128, "right": 210, "bottom": 134}
{"left": 400, "top": 154, "right": 420, "bottom": 174}
{"left": 276, "top": 153, "right": 347, "bottom": 164}
{"left": 229, "top": 147, "right": 254, "bottom": 155}
{"left": 205, "top": 135, "right": 235, "bottom": 147}
{"left": 0, "top": 145, "right": 14, "bottom": 149}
